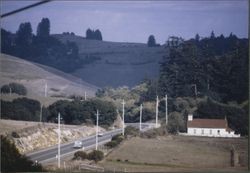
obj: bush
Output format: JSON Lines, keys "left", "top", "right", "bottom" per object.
{"left": 11, "top": 131, "right": 20, "bottom": 138}
{"left": 1, "top": 83, "right": 27, "bottom": 95}
{"left": 105, "top": 134, "right": 124, "bottom": 148}
{"left": 47, "top": 99, "right": 116, "bottom": 126}
{"left": 111, "top": 134, "right": 124, "bottom": 143}
{"left": 87, "top": 150, "right": 104, "bottom": 162}
{"left": 141, "top": 125, "right": 167, "bottom": 138}
{"left": 73, "top": 151, "right": 87, "bottom": 160}
{"left": 1, "top": 98, "right": 41, "bottom": 121}
{"left": 124, "top": 126, "right": 139, "bottom": 137}
{"left": 167, "top": 111, "right": 185, "bottom": 134}
{"left": 105, "top": 141, "right": 118, "bottom": 148}
{"left": 196, "top": 97, "right": 248, "bottom": 135}
{"left": 1, "top": 135, "right": 43, "bottom": 172}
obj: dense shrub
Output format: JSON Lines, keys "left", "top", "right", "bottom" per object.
{"left": 47, "top": 99, "right": 116, "bottom": 125}
{"left": 1, "top": 83, "right": 27, "bottom": 95}
{"left": 1, "top": 98, "right": 41, "bottom": 121}
{"left": 11, "top": 131, "right": 20, "bottom": 138}
{"left": 1, "top": 135, "right": 43, "bottom": 172}
{"left": 111, "top": 134, "right": 124, "bottom": 144}
{"left": 124, "top": 126, "right": 139, "bottom": 137}
{"left": 105, "top": 141, "right": 118, "bottom": 148}
{"left": 196, "top": 98, "right": 248, "bottom": 135}
{"left": 141, "top": 125, "right": 167, "bottom": 138}
{"left": 87, "top": 150, "right": 104, "bottom": 162}
{"left": 73, "top": 151, "right": 87, "bottom": 160}
{"left": 167, "top": 111, "right": 185, "bottom": 134}
{"left": 105, "top": 134, "right": 124, "bottom": 148}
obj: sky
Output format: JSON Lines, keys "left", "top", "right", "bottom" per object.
{"left": 1, "top": 0, "right": 248, "bottom": 44}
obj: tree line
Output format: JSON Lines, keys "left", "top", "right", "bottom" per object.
{"left": 158, "top": 31, "right": 248, "bottom": 103}
{"left": 1, "top": 97, "right": 117, "bottom": 126}
{"left": 1, "top": 18, "right": 83, "bottom": 72}
{"left": 86, "top": 28, "right": 102, "bottom": 40}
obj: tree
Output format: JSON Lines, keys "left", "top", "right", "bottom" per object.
{"left": 47, "top": 99, "right": 116, "bottom": 125}
{"left": 210, "top": 30, "right": 215, "bottom": 39}
{"left": 195, "top": 33, "right": 200, "bottom": 42}
{"left": 147, "top": 35, "right": 156, "bottom": 47}
{"left": 37, "top": 18, "right": 50, "bottom": 38}
{"left": 1, "top": 29, "right": 13, "bottom": 54}
{"left": 167, "top": 112, "right": 185, "bottom": 134}
{"left": 1, "top": 135, "right": 43, "bottom": 172}
{"left": 1, "top": 98, "right": 41, "bottom": 121}
{"left": 87, "top": 150, "right": 104, "bottom": 162}
{"left": 73, "top": 151, "right": 87, "bottom": 160}
{"left": 15, "top": 22, "right": 33, "bottom": 46}
{"left": 86, "top": 28, "right": 93, "bottom": 39}
{"left": 95, "top": 29, "right": 102, "bottom": 40}
{"left": 1, "top": 83, "right": 27, "bottom": 95}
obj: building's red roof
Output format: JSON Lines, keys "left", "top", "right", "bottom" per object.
{"left": 187, "top": 118, "right": 227, "bottom": 129}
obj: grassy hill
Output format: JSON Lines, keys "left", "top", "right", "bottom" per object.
{"left": 0, "top": 53, "right": 99, "bottom": 106}
{"left": 54, "top": 34, "right": 166, "bottom": 88}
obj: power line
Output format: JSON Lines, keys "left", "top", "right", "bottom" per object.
{"left": 1, "top": 0, "right": 52, "bottom": 18}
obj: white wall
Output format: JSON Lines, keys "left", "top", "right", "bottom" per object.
{"left": 187, "top": 127, "right": 240, "bottom": 138}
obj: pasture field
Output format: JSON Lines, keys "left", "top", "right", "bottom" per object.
{"left": 99, "top": 135, "right": 247, "bottom": 172}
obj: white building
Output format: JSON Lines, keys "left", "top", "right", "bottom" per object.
{"left": 187, "top": 114, "right": 240, "bottom": 138}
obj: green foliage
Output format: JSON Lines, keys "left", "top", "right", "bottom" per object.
{"left": 147, "top": 35, "right": 157, "bottom": 47}
{"left": 1, "top": 98, "right": 41, "bottom": 121}
{"left": 87, "top": 150, "right": 104, "bottom": 162}
{"left": 105, "top": 134, "right": 124, "bottom": 148}
{"left": 141, "top": 125, "right": 167, "bottom": 138}
{"left": 167, "top": 111, "right": 185, "bottom": 134}
{"left": 47, "top": 99, "right": 116, "bottom": 125}
{"left": 125, "top": 126, "right": 140, "bottom": 137}
{"left": 1, "top": 82, "right": 27, "bottom": 95}
{"left": 1, "top": 135, "right": 43, "bottom": 172}
{"left": 73, "top": 151, "right": 87, "bottom": 160}
{"left": 111, "top": 134, "right": 124, "bottom": 143}
{"left": 1, "top": 18, "right": 83, "bottom": 73}
{"left": 139, "top": 79, "right": 158, "bottom": 102}
{"left": 158, "top": 34, "right": 248, "bottom": 103}
{"left": 86, "top": 28, "right": 103, "bottom": 40}
{"left": 195, "top": 98, "right": 248, "bottom": 135}
{"left": 37, "top": 18, "right": 50, "bottom": 38}
{"left": 15, "top": 22, "right": 33, "bottom": 46}
{"left": 105, "top": 141, "right": 118, "bottom": 148}
{"left": 11, "top": 131, "right": 20, "bottom": 138}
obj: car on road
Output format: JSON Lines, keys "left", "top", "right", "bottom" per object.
{"left": 73, "top": 140, "right": 83, "bottom": 148}
{"left": 98, "top": 133, "right": 104, "bottom": 137}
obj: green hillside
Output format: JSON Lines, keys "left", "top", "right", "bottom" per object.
{"left": 0, "top": 53, "right": 99, "bottom": 106}
{"left": 54, "top": 34, "right": 165, "bottom": 87}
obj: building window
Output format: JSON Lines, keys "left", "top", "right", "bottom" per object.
{"left": 217, "top": 130, "right": 220, "bottom": 135}
{"left": 201, "top": 129, "right": 204, "bottom": 134}
{"left": 210, "top": 129, "right": 212, "bottom": 135}
{"left": 194, "top": 129, "right": 196, "bottom": 134}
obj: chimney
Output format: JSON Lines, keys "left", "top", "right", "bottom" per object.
{"left": 188, "top": 114, "right": 193, "bottom": 121}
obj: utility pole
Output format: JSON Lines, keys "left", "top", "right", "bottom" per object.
{"left": 40, "top": 104, "right": 43, "bottom": 122}
{"left": 58, "top": 112, "right": 61, "bottom": 169}
{"left": 96, "top": 110, "right": 99, "bottom": 150}
{"left": 84, "top": 91, "right": 87, "bottom": 101}
{"left": 165, "top": 95, "right": 168, "bottom": 126}
{"left": 155, "top": 96, "right": 159, "bottom": 128}
{"left": 45, "top": 81, "right": 47, "bottom": 97}
{"left": 140, "top": 104, "right": 142, "bottom": 131}
{"left": 122, "top": 100, "right": 125, "bottom": 136}
{"left": 9, "top": 86, "right": 12, "bottom": 96}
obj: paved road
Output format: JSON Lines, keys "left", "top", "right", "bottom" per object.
{"left": 27, "top": 128, "right": 122, "bottom": 163}
{"left": 26, "top": 123, "right": 154, "bottom": 163}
